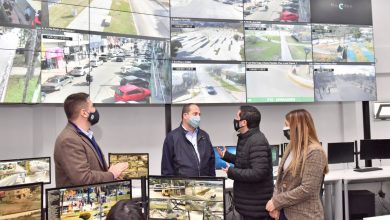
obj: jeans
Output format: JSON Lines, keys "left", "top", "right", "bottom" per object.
{"left": 280, "top": 209, "right": 288, "bottom": 220}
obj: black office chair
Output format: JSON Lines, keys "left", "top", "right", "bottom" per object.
{"left": 320, "top": 174, "right": 325, "bottom": 206}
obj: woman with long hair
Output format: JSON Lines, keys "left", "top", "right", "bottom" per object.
{"left": 266, "top": 109, "right": 329, "bottom": 220}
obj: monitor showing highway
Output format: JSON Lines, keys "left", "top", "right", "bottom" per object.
{"left": 149, "top": 176, "right": 225, "bottom": 220}
{"left": 0, "top": 158, "right": 50, "bottom": 187}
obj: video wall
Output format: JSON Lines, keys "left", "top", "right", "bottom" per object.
{"left": 0, "top": 0, "right": 376, "bottom": 104}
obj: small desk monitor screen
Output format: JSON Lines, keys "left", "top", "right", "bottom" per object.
{"left": 270, "top": 145, "right": 279, "bottom": 167}
{"left": 327, "top": 142, "right": 355, "bottom": 164}
{"left": 0, "top": 183, "right": 43, "bottom": 220}
{"left": 213, "top": 146, "right": 236, "bottom": 169}
{"left": 360, "top": 139, "right": 390, "bottom": 160}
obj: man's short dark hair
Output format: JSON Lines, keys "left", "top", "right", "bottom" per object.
{"left": 239, "top": 105, "right": 261, "bottom": 129}
{"left": 181, "top": 103, "right": 198, "bottom": 119}
{"left": 64, "top": 93, "right": 89, "bottom": 120}
{"left": 106, "top": 199, "right": 145, "bottom": 220}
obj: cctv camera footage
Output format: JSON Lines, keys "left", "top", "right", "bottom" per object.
{"left": 172, "top": 62, "right": 246, "bottom": 103}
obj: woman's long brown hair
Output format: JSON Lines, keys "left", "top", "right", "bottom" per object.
{"left": 283, "top": 109, "right": 329, "bottom": 177}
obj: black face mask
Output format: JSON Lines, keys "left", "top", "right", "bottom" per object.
{"left": 88, "top": 109, "right": 100, "bottom": 126}
{"left": 283, "top": 128, "right": 290, "bottom": 140}
{"left": 234, "top": 119, "right": 244, "bottom": 131}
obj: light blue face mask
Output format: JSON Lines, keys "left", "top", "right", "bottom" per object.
{"left": 189, "top": 116, "right": 201, "bottom": 129}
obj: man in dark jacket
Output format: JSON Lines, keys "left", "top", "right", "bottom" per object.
{"left": 161, "top": 103, "right": 216, "bottom": 177}
{"left": 218, "top": 106, "right": 273, "bottom": 220}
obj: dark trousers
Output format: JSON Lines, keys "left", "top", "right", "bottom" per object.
{"left": 242, "top": 216, "right": 270, "bottom": 220}
{"left": 280, "top": 209, "right": 288, "bottom": 220}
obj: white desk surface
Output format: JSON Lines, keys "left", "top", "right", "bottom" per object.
{"left": 325, "top": 166, "right": 390, "bottom": 183}
{"left": 363, "top": 215, "right": 390, "bottom": 220}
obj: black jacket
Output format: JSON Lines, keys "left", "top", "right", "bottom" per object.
{"left": 161, "top": 124, "right": 216, "bottom": 177}
{"left": 224, "top": 127, "right": 274, "bottom": 218}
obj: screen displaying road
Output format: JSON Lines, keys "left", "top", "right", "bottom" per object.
{"left": 312, "top": 24, "right": 375, "bottom": 63}
{"left": 149, "top": 176, "right": 225, "bottom": 220}
{"left": 314, "top": 64, "right": 376, "bottom": 101}
{"left": 245, "top": 22, "right": 312, "bottom": 62}
{"left": 46, "top": 180, "right": 131, "bottom": 220}
{"left": 0, "top": 158, "right": 50, "bottom": 187}
{"left": 172, "top": 62, "right": 246, "bottom": 103}
{"left": 0, "top": 183, "right": 42, "bottom": 220}
{"left": 171, "top": 19, "right": 244, "bottom": 61}
{"left": 171, "top": 0, "right": 243, "bottom": 20}
{"left": 0, "top": 0, "right": 376, "bottom": 104}
{"left": 246, "top": 63, "right": 314, "bottom": 102}
{"left": 244, "top": 0, "right": 310, "bottom": 22}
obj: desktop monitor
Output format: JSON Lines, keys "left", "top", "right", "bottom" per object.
{"left": 0, "top": 182, "right": 43, "bottom": 220}
{"left": 108, "top": 153, "right": 149, "bottom": 179}
{"left": 270, "top": 145, "right": 279, "bottom": 167}
{"left": 213, "top": 146, "right": 236, "bottom": 169}
{"left": 46, "top": 180, "right": 132, "bottom": 220}
{"left": 360, "top": 139, "right": 390, "bottom": 160}
{"left": 0, "top": 157, "right": 51, "bottom": 187}
{"left": 148, "top": 176, "right": 225, "bottom": 220}
{"left": 327, "top": 142, "right": 355, "bottom": 164}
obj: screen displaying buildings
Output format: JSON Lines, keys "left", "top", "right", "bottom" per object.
{"left": 46, "top": 180, "right": 131, "bottom": 220}
{"left": 0, "top": 0, "right": 376, "bottom": 104}
{"left": 109, "top": 153, "right": 149, "bottom": 179}
{"left": 0, "top": 157, "right": 50, "bottom": 187}
{"left": 149, "top": 176, "right": 225, "bottom": 220}
{"left": 0, "top": 183, "right": 42, "bottom": 220}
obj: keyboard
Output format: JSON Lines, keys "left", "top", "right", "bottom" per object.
{"left": 354, "top": 167, "right": 383, "bottom": 172}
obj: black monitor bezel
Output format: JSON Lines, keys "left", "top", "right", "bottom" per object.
{"left": 327, "top": 142, "right": 355, "bottom": 164}
{"left": 360, "top": 139, "right": 390, "bottom": 160}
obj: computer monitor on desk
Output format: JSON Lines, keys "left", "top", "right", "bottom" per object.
{"left": 327, "top": 142, "right": 355, "bottom": 164}
{"left": 360, "top": 139, "right": 390, "bottom": 160}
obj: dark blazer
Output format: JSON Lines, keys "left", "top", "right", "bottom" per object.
{"left": 54, "top": 123, "right": 114, "bottom": 187}
{"left": 223, "top": 127, "right": 274, "bottom": 218}
{"left": 272, "top": 143, "right": 327, "bottom": 220}
{"left": 161, "top": 124, "right": 216, "bottom": 177}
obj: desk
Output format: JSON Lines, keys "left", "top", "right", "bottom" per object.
{"left": 324, "top": 166, "right": 390, "bottom": 220}
{"left": 363, "top": 215, "right": 390, "bottom": 219}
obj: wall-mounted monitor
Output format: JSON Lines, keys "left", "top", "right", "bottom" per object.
{"left": 327, "top": 142, "right": 355, "bottom": 164}
{"left": 148, "top": 176, "right": 225, "bottom": 220}
{"left": 46, "top": 180, "right": 132, "bottom": 220}
{"left": 0, "top": 157, "right": 51, "bottom": 187}
{"left": 213, "top": 146, "right": 236, "bottom": 170}
{"left": 0, "top": 182, "right": 43, "bottom": 220}
{"left": 108, "top": 153, "right": 149, "bottom": 179}
{"left": 374, "top": 102, "right": 390, "bottom": 120}
{"left": 360, "top": 139, "right": 390, "bottom": 160}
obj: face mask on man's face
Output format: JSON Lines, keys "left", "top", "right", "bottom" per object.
{"left": 283, "top": 127, "right": 290, "bottom": 140}
{"left": 88, "top": 109, "right": 100, "bottom": 126}
{"left": 188, "top": 115, "right": 200, "bottom": 129}
{"left": 234, "top": 119, "right": 245, "bottom": 131}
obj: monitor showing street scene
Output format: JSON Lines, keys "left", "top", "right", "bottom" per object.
{"left": 109, "top": 153, "right": 149, "bottom": 179}
{"left": 171, "top": 19, "right": 244, "bottom": 61}
{"left": 246, "top": 62, "right": 314, "bottom": 103}
{"left": 46, "top": 1, "right": 170, "bottom": 38}
{"left": 0, "top": 157, "right": 50, "bottom": 187}
{"left": 172, "top": 62, "right": 246, "bottom": 103}
{"left": 46, "top": 180, "right": 131, "bottom": 220}
{"left": 213, "top": 146, "right": 236, "bottom": 170}
{"left": 89, "top": 34, "right": 171, "bottom": 104}
{"left": 312, "top": 24, "right": 375, "bottom": 63}
{"left": 310, "top": 0, "right": 372, "bottom": 26}
{"left": 0, "top": 27, "right": 41, "bottom": 103}
{"left": 171, "top": 0, "right": 243, "bottom": 20}
{"left": 0, "top": 183, "right": 42, "bottom": 220}
{"left": 245, "top": 22, "right": 312, "bottom": 62}
{"left": 149, "top": 176, "right": 225, "bottom": 220}
{"left": 0, "top": 0, "right": 42, "bottom": 27}
{"left": 244, "top": 0, "right": 310, "bottom": 22}
{"left": 314, "top": 64, "right": 376, "bottom": 101}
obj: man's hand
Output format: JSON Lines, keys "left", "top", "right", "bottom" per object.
{"left": 266, "top": 199, "right": 276, "bottom": 212}
{"left": 216, "top": 146, "right": 226, "bottom": 158}
{"left": 269, "top": 210, "right": 280, "bottom": 220}
{"left": 222, "top": 162, "right": 230, "bottom": 173}
{"left": 108, "top": 162, "right": 128, "bottom": 179}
